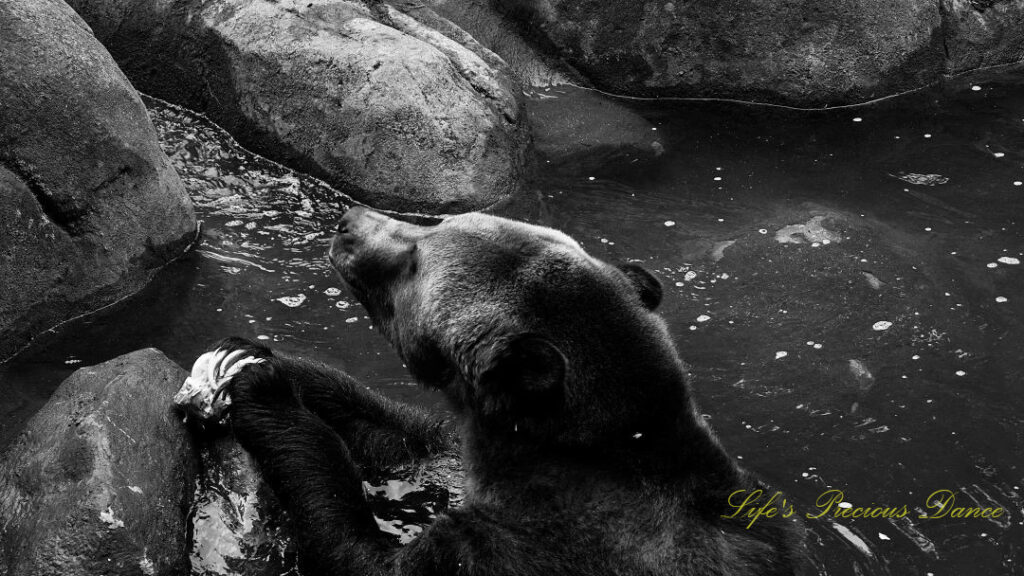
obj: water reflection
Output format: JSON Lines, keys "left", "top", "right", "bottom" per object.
{"left": 3, "top": 69, "right": 1024, "bottom": 574}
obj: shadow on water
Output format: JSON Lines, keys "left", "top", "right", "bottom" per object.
{"left": 3, "top": 68, "right": 1024, "bottom": 574}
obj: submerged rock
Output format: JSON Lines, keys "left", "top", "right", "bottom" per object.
{"left": 0, "top": 349, "right": 197, "bottom": 576}
{"left": 525, "top": 87, "right": 665, "bottom": 171}
{"left": 0, "top": 0, "right": 198, "bottom": 360}
{"left": 67, "top": 0, "right": 530, "bottom": 214}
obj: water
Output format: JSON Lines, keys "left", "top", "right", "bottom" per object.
{"left": 3, "top": 67, "right": 1024, "bottom": 574}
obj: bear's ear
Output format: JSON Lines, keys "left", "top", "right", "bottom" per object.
{"left": 476, "top": 334, "right": 566, "bottom": 417}
{"left": 617, "top": 263, "right": 662, "bottom": 310}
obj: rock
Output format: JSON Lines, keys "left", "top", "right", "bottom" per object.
{"left": 187, "top": 433, "right": 297, "bottom": 576}
{"left": 0, "top": 349, "right": 197, "bottom": 576}
{"left": 525, "top": 86, "right": 663, "bottom": 171}
{"left": 497, "top": 0, "right": 948, "bottom": 106}
{"left": 0, "top": 0, "right": 198, "bottom": 361}
{"left": 66, "top": 0, "right": 530, "bottom": 214}
{"left": 424, "top": 0, "right": 578, "bottom": 87}
{"left": 943, "top": 0, "right": 1024, "bottom": 73}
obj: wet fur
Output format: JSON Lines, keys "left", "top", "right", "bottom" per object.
{"left": 211, "top": 209, "right": 807, "bottom": 575}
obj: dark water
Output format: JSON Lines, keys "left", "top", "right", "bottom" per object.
{"left": 3, "top": 67, "right": 1024, "bottom": 574}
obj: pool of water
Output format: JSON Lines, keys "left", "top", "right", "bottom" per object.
{"left": 3, "top": 66, "right": 1024, "bottom": 574}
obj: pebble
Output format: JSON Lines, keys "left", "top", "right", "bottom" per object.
{"left": 972, "top": 85, "right": 982, "bottom": 91}
{"left": 853, "top": 117, "right": 863, "bottom": 122}
{"left": 775, "top": 351, "right": 788, "bottom": 360}
{"left": 664, "top": 220, "right": 676, "bottom": 227}
{"left": 997, "top": 256, "right": 1020, "bottom": 265}
{"left": 996, "top": 296, "right": 1008, "bottom": 303}
{"left": 956, "top": 370, "right": 966, "bottom": 376}
{"left": 994, "top": 152, "right": 1005, "bottom": 158}
{"left": 987, "top": 262, "right": 998, "bottom": 268}
{"left": 872, "top": 321, "right": 893, "bottom": 331}
{"left": 1015, "top": 181, "right": 1023, "bottom": 186}
{"left": 696, "top": 314, "right": 711, "bottom": 322}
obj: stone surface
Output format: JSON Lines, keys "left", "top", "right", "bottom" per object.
{"left": 0, "top": 349, "right": 197, "bottom": 576}
{"left": 66, "top": 0, "right": 530, "bottom": 214}
{"left": 526, "top": 87, "right": 664, "bottom": 171}
{"left": 496, "top": 0, "right": 948, "bottom": 106}
{"left": 944, "top": 0, "right": 1024, "bottom": 73}
{"left": 424, "top": 0, "right": 577, "bottom": 87}
{"left": 187, "top": 434, "right": 297, "bottom": 576}
{"left": 0, "top": 0, "right": 197, "bottom": 360}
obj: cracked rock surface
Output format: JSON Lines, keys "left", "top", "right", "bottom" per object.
{"left": 0, "top": 0, "right": 198, "bottom": 361}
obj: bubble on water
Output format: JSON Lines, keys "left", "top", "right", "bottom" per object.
{"left": 997, "top": 256, "right": 1020, "bottom": 265}
{"left": 588, "top": 176, "right": 595, "bottom": 181}
{"left": 346, "top": 317, "right": 359, "bottom": 324}
{"left": 256, "top": 335, "right": 270, "bottom": 340}
{"left": 696, "top": 314, "right": 711, "bottom": 322}
{"left": 1015, "top": 181, "right": 1023, "bottom": 186}
{"left": 713, "top": 177, "right": 722, "bottom": 181}
{"left": 924, "top": 227, "right": 932, "bottom": 232}
{"left": 912, "top": 355, "right": 920, "bottom": 360}
{"left": 684, "top": 271, "right": 697, "bottom": 282}
{"left": 853, "top": 117, "right": 862, "bottom": 122}
{"left": 972, "top": 85, "right": 982, "bottom": 91}
{"left": 838, "top": 502, "right": 852, "bottom": 509}
{"left": 674, "top": 281, "right": 684, "bottom": 287}
{"left": 987, "top": 262, "right": 998, "bottom": 268}
{"left": 813, "top": 343, "right": 822, "bottom": 349}
{"left": 664, "top": 220, "right": 676, "bottom": 227}
{"left": 600, "top": 238, "right": 608, "bottom": 243}
{"left": 924, "top": 134, "right": 932, "bottom": 138}
{"left": 996, "top": 296, "right": 1008, "bottom": 303}
{"left": 872, "top": 321, "right": 893, "bottom": 331}
{"left": 878, "top": 533, "right": 891, "bottom": 541}
{"left": 994, "top": 152, "right": 1005, "bottom": 158}
{"left": 335, "top": 300, "right": 351, "bottom": 310}
{"left": 275, "top": 294, "right": 306, "bottom": 307}
{"left": 775, "top": 351, "right": 788, "bottom": 360}
{"left": 956, "top": 370, "right": 966, "bottom": 376}
{"left": 225, "top": 220, "right": 243, "bottom": 227}
{"left": 324, "top": 287, "right": 342, "bottom": 296}
{"left": 689, "top": 325, "right": 697, "bottom": 331}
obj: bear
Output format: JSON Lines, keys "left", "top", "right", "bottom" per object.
{"left": 180, "top": 206, "right": 808, "bottom": 575}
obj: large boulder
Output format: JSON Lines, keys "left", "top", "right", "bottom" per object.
{"left": 0, "top": 349, "right": 197, "bottom": 576}
{"left": 0, "top": 0, "right": 198, "bottom": 361}
{"left": 495, "top": 0, "right": 948, "bottom": 106}
{"left": 66, "top": 0, "right": 530, "bottom": 214}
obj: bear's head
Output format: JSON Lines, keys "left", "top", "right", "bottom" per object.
{"left": 329, "top": 207, "right": 691, "bottom": 447}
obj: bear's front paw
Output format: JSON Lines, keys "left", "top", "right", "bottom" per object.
{"left": 173, "top": 340, "right": 270, "bottom": 421}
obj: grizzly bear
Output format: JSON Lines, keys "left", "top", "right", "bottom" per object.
{"left": 182, "top": 206, "right": 807, "bottom": 575}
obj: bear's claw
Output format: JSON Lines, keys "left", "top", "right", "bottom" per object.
{"left": 173, "top": 347, "right": 266, "bottom": 420}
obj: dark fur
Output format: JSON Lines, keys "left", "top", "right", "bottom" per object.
{"left": 210, "top": 208, "right": 807, "bottom": 575}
